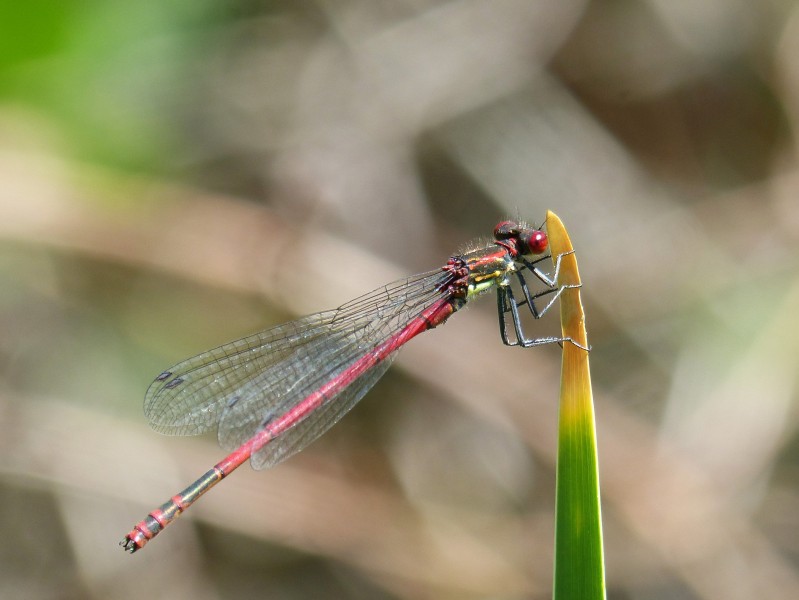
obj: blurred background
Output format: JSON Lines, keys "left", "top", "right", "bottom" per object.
{"left": 1, "top": 1, "right": 798, "bottom": 599}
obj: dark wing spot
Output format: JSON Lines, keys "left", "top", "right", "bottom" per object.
{"left": 164, "top": 377, "right": 185, "bottom": 390}
{"left": 155, "top": 371, "right": 173, "bottom": 381}
{"left": 227, "top": 395, "right": 240, "bottom": 408}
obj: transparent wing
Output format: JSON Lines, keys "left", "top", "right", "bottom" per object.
{"left": 144, "top": 312, "right": 339, "bottom": 436}
{"left": 249, "top": 354, "right": 395, "bottom": 470}
{"left": 144, "top": 269, "right": 450, "bottom": 467}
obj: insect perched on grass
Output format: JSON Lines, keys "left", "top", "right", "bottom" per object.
{"left": 121, "top": 219, "right": 583, "bottom": 553}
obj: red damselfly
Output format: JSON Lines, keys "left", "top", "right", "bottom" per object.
{"left": 121, "top": 219, "right": 584, "bottom": 553}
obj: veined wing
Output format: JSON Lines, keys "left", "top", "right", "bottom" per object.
{"left": 144, "top": 269, "right": 450, "bottom": 467}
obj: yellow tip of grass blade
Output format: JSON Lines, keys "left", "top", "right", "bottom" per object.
{"left": 546, "top": 210, "right": 606, "bottom": 600}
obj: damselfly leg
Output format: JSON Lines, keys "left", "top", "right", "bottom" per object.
{"left": 497, "top": 250, "right": 589, "bottom": 351}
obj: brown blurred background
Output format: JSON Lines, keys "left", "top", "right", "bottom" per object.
{"left": 1, "top": 1, "right": 798, "bottom": 599}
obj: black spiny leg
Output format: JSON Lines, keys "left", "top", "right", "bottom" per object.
{"left": 497, "top": 285, "right": 516, "bottom": 347}
{"left": 496, "top": 249, "right": 589, "bottom": 351}
{"left": 519, "top": 249, "right": 574, "bottom": 288}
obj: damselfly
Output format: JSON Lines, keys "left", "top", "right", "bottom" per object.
{"left": 121, "top": 219, "right": 584, "bottom": 553}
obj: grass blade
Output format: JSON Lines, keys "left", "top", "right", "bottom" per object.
{"left": 547, "top": 210, "right": 606, "bottom": 600}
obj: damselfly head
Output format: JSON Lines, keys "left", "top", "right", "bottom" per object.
{"left": 493, "top": 221, "right": 548, "bottom": 256}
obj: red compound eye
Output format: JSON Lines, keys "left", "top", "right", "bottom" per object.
{"left": 493, "top": 220, "right": 519, "bottom": 240}
{"left": 520, "top": 230, "right": 548, "bottom": 255}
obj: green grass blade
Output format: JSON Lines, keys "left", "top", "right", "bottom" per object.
{"left": 547, "top": 211, "right": 606, "bottom": 600}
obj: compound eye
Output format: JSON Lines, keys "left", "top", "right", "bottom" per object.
{"left": 520, "top": 230, "right": 548, "bottom": 255}
{"left": 493, "top": 220, "right": 519, "bottom": 240}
